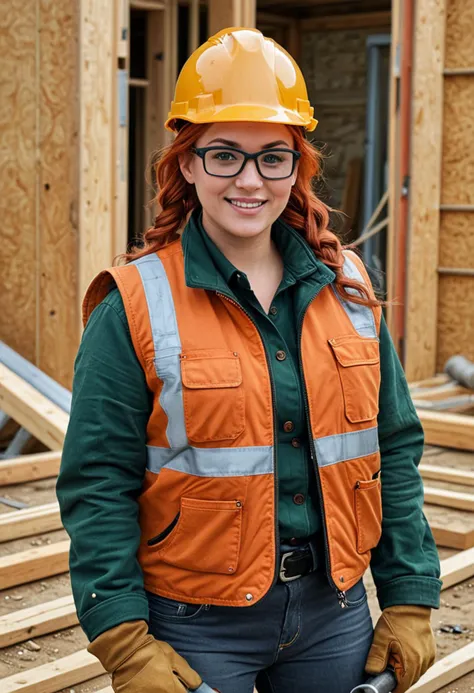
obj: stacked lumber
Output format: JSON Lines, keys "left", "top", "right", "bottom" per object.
{"left": 1, "top": 355, "right": 474, "bottom": 693}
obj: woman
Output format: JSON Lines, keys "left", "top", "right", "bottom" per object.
{"left": 57, "top": 27, "right": 441, "bottom": 693}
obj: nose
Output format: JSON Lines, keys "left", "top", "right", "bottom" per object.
{"left": 235, "top": 159, "right": 263, "bottom": 190}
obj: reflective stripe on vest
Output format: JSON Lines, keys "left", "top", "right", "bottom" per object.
{"left": 332, "top": 254, "right": 377, "bottom": 339}
{"left": 134, "top": 251, "right": 379, "bottom": 475}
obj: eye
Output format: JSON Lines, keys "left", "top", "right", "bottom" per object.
{"left": 262, "top": 153, "right": 285, "bottom": 165}
{"left": 213, "top": 151, "right": 237, "bottom": 161}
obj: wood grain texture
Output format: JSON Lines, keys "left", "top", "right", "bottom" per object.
{"left": 445, "top": 0, "right": 474, "bottom": 69}
{"left": 439, "top": 212, "right": 474, "bottom": 268}
{"left": 410, "top": 640, "right": 474, "bottom": 692}
{"left": 0, "top": 451, "right": 62, "bottom": 487}
{"left": 424, "top": 486, "right": 474, "bottom": 512}
{"left": 0, "top": 364, "right": 68, "bottom": 450}
{"left": 78, "top": 1, "right": 115, "bottom": 310}
{"left": 441, "top": 77, "right": 474, "bottom": 206}
{"left": 38, "top": 0, "right": 79, "bottom": 388}
{"left": 404, "top": 0, "right": 446, "bottom": 381}
{"left": 0, "top": 595, "right": 77, "bottom": 649}
{"left": 437, "top": 276, "right": 474, "bottom": 371}
{"left": 0, "top": 1, "right": 37, "bottom": 363}
{"left": 1, "top": 649, "right": 104, "bottom": 693}
{"left": 440, "top": 546, "right": 474, "bottom": 590}
{"left": 0, "top": 502, "right": 61, "bottom": 542}
{"left": 0, "top": 540, "right": 70, "bottom": 590}
{"left": 417, "top": 408, "right": 474, "bottom": 451}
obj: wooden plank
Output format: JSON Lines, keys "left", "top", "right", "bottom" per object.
{"left": 431, "top": 524, "right": 474, "bottom": 550}
{"left": 1, "top": 649, "right": 104, "bottom": 693}
{"left": 420, "top": 463, "right": 474, "bottom": 487}
{"left": 38, "top": 0, "right": 79, "bottom": 389}
{"left": 0, "top": 502, "right": 61, "bottom": 543}
{"left": 409, "top": 640, "right": 474, "bottom": 692}
{"left": 0, "top": 540, "right": 70, "bottom": 589}
{"left": 0, "top": 451, "right": 62, "bottom": 487}
{"left": 0, "top": 2, "right": 37, "bottom": 367}
{"left": 440, "top": 546, "right": 474, "bottom": 590}
{"left": 0, "top": 364, "right": 68, "bottom": 450}
{"left": 418, "top": 409, "right": 474, "bottom": 451}
{"left": 385, "top": 0, "right": 400, "bottom": 335}
{"left": 404, "top": 0, "right": 446, "bottom": 381}
{"left": 78, "top": 0, "right": 115, "bottom": 319}
{"left": 411, "top": 382, "right": 470, "bottom": 401}
{"left": 424, "top": 486, "right": 474, "bottom": 512}
{"left": 0, "top": 595, "right": 77, "bottom": 649}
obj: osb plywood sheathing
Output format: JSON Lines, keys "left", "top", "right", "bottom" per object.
{"left": 445, "top": 0, "right": 474, "bottom": 69}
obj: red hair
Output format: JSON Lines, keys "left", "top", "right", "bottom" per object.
{"left": 124, "top": 123, "right": 380, "bottom": 308}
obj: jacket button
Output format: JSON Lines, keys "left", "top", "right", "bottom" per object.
{"left": 276, "top": 350, "right": 287, "bottom": 361}
{"left": 291, "top": 438, "right": 301, "bottom": 448}
{"left": 293, "top": 493, "right": 305, "bottom": 505}
{"left": 283, "top": 421, "right": 294, "bottom": 433}
{"left": 269, "top": 306, "right": 278, "bottom": 316}
{"left": 245, "top": 593, "right": 253, "bottom": 601}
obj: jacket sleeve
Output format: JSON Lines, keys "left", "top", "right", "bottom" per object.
{"left": 56, "top": 289, "right": 152, "bottom": 641}
{"left": 370, "top": 316, "right": 442, "bottom": 610}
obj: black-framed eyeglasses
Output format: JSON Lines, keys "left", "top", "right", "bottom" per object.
{"left": 191, "top": 146, "right": 301, "bottom": 180}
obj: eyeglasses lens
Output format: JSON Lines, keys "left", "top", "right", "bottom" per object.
{"left": 204, "top": 149, "right": 294, "bottom": 179}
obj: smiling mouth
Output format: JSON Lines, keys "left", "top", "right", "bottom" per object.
{"left": 225, "top": 199, "right": 267, "bottom": 209}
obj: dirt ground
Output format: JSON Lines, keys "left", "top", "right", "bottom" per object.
{"left": 1, "top": 446, "right": 473, "bottom": 692}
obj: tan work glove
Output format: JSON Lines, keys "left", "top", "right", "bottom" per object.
{"left": 88, "top": 619, "right": 202, "bottom": 693}
{"left": 365, "top": 605, "right": 436, "bottom": 693}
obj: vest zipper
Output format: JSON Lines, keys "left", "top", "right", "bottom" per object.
{"left": 216, "top": 292, "right": 281, "bottom": 593}
{"left": 297, "top": 290, "right": 348, "bottom": 608}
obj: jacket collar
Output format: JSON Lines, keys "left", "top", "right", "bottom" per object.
{"left": 182, "top": 208, "right": 335, "bottom": 293}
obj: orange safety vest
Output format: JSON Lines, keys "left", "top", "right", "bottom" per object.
{"left": 83, "top": 239, "right": 382, "bottom": 607}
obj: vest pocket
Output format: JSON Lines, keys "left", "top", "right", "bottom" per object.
{"left": 329, "top": 335, "right": 380, "bottom": 423}
{"left": 355, "top": 478, "right": 382, "bottom": 553}
{"left": 181, "top": 350, "right": 245, "bottom": 442}
{"left": 150, "top": 497, "right": 244, "bottom": 575}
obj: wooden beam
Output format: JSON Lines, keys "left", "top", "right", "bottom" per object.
{"left": 78, "top": 0, "right": 116, "bottom": 322}
{"left": 424, "top": 486, "right": 474, "bottom": 512}
{"left": 0, "top": 595, "right": 77, "bottom": 649}
{"left": 0, "top": 451, "right": 62, "bottom": 487}
{"left": 430, "top": 524, "right": 474, "bottom": 551}
{"left": 417, "top": 410, "right": 474, "bottom": 451}
{"left": 301, "top": 12, "right": 391, "bottom": 32}
{"left": 440, "top": 546, "right": 474, "bottom": 591}
{"left": 0, "top": 502, "right": 61, "bottom": 543}
{"left": 404, "top": 0, "right": 446, "bottom": 380}
{"left": 0, "top": 364, "right": 68, "bottom": 450}
{"left": 1, "top": 649, "right": 104, "bottom": 693}
{"left": 0, "top": 540, "right": 69, "bottom": 590}
{"left": 420, "top": 463, "right": 474, "bottom": 487}
{"left": 411, "top": 382, "right": 470, "bottom": 401}
{"left": 208, "top": 0, "right": 256, "bottom": 34}
{"left": 410, "top": 640, "right": 474, "bottom": 692}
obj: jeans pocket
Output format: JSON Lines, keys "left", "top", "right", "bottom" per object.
{"left": 344, "top": 579, "right": 368, "bottom": 608}
{"left": 146, "top": 591, "right": 209, "bottom": 622}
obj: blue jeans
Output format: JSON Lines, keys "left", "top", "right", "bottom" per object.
{"left": 147, "top": 569, "right": 373, "bottom": 693}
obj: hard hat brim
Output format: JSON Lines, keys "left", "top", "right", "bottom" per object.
{"left": 165, "top": 104, "right": 318, "bottom": 134}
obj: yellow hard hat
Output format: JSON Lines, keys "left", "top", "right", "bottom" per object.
{"left": 165, "top": 27, "right": 318, "bottom": 133}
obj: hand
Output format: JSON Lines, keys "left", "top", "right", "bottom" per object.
{"left": 365, "top": 605, "right": 436, "bottom": 693}
{"left": 88, "top": 620, "right": 202, "bottom": 693}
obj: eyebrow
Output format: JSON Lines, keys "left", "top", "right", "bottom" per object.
{"left": 206, "top": 137, "right": 292, "bottom": 149}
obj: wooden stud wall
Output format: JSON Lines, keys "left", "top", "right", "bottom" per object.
{"left": 404, "top": 0, "right": 446, "bottom": 381}
{"left": 404, "top": 0, "right": 474, "bottom": 380}
{"left": 78, "top": 1, "right": 116, "bottom": 311}
{"left": 0, "top": 0, "right": 79, "bottom": 387}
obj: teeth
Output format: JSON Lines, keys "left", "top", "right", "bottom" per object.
{"left": 230, "top": 200, "right": 264, "bottom": 208}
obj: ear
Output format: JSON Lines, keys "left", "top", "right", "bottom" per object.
{"left": 178, "top": 152, "right": 195, "bottom": 184}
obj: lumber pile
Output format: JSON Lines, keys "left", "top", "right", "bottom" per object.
{"left": 1, "top": 350, "right": 474, "bottom": 693}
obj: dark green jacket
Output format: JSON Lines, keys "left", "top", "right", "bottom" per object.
{"left": 56, "top": 213, "right": 441, "bottom": 642}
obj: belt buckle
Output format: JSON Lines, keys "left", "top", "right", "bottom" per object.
{"left": 279, "top": 550, "right": 302, "bottom": 583}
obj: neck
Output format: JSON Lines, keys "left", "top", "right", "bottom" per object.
{"left": 201, "top": 213, "right": 280, "bottom": 278}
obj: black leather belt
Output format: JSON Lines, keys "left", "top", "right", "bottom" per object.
{"left": 278, "top": 545, "right": 315, "bottom": 583}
